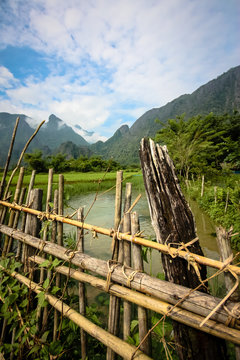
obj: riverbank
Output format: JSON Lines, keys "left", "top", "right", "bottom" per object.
{"left": 184, "top": 174, "right": 240, "bottom": 251}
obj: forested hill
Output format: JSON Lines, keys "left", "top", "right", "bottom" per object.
{"left": 91, "top": 65, "right": 240, "bottom": 164}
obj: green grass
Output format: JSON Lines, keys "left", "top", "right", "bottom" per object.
{"left": 4, "top": 170, "right": 144, "bottom": 201}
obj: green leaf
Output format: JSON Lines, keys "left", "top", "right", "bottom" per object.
{"left": 43, "top": 278, "right": 50, "bottom": 289}
{"left": 39, "top": 259, "right": 50, "bottom": 268}
{"left": 28, "top": 345, "right": 41, "bottom": 356}
{"left": 19, "top": 298, "right": 29, "bottom": 308}
{"left": 51, "top": 286, "right": 60, "bottom": 295}
{"left": 130, "top": 319, "right": 138, "bottom": 333}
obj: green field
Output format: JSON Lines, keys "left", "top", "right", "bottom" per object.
{"left": 4, "top": 170, "right": 144, "bottom": 199}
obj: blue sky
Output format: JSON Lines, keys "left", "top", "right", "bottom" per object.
{"left": 0, "top": 0, "right": 239, "bottom": 142}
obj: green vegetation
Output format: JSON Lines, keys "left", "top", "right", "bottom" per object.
{"left": 24, "top": 151, "right": 125, "bottom": 173}
{"left": 155, "top": 111, "right": 240, "bottom": 178}
{"left": 155, "top": 111, "right": 240, "bottom": 250}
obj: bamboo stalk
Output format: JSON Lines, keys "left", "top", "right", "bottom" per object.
{"left": 40, "top": 169, "right": 53, "bottom": 329}
{"left": 0, "top": 264, "right": 152, "bottom": 360}
{"left": 3, "top": 121, "right": 45, "bottom": 200}
{"left": 108, "top": 170, "right": 123, "bottom": 360}
{"left": 1, "top": 200, "right": 240, "bottom": 275}
{"left": 123, "top": 212, "right": 132, "bottom": 343}
{"left": 77, "top": 207, "right": 87, "bottom": 360}
{"left": 131, "top": 212, "right": 151, "bottom": 355}
{"left": 1, "top": 224, "right": 238, "bottom": 328}
{"left": 27, "top": 255, "right": 240, "bottom": 346}
{"left": 0, "top": 116, "right": 20, "bottom": 200}
{"left": 52, "top": 189, "right": 59, "bottom": 341}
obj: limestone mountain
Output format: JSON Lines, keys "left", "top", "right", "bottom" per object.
{"left": 91, "top": 65, "right": 240, "bottom": 164}
{"left": 0, "top": 113, "right": 89, "bottom": 166}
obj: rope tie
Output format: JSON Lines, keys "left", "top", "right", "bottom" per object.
{"left": 105, "top": 260, "right": 120, "bottom": 292}
{"left": 64, "top": 249, "right": 78, "bottom": 261}
{"left": 122, "top": 265, "right": 142, "bottom": 288}
{"left": 224, "top": 303, "right": 240, "bottom": 327}
{"left": 38, "top": 240, "right": 46, "bottom": 253}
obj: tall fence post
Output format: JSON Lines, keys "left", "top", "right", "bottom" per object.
{"left": 139, "top": 138, "right": 227, "bottom": 360}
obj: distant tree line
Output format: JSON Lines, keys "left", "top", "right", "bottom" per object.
{"left": 155, "top": 111, "right": 240, "bottom": 179}
{"left": 23, "top": 151, "right": 123, "bottom": 173}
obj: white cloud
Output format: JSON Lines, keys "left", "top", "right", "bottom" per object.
{"left": 0, "top": 0, "right": 239, "bottom": 140}
{"left": 0, "top": 66, "right": 17, "bottom": 88}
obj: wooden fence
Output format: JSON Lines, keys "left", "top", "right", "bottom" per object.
{"left": 0, "top": 119, "right": 240, "bottom": 360}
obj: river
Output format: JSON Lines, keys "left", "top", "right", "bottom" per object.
{"left": 65, "top": 189, "right": 220, "bottom": 277}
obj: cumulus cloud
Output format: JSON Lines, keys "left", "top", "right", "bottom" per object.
{"left": 0, "top": 0, "right": 239, "bottom": 140}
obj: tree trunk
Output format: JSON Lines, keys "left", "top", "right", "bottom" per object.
{"left": 139, "top": 138, "right": 227, "bottom": 360}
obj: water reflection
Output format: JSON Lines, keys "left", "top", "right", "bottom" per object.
{"left": 65, "top": 190, "right": 220, "bottom": 277}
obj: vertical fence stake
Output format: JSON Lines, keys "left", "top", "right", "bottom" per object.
{"left": 77, "top": 207, "right": 87, "bottom": 359}
{"left": 131, "top": 211, "right": 151, "bottom": 356}
{"left": 107, "top": 170, "right": 123, "bottom": 360}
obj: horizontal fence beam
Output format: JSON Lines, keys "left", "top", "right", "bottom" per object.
{"left": 1, "top": 200, "right": 240, "bottom": 275}
{"left": 28, "top": 255, "right": 240, "bottom": 345}
{"left": 0, "top": 223, "right": 238, "bottom": 329}
{"left": 0, "top": 264, "right": 151, "bottom": 360}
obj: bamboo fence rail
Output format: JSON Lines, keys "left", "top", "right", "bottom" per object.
{"left": 1, "top": 199, "right": 240, "bottom": 276}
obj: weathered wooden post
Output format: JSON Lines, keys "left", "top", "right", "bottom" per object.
{"left": 139, "top": 138, "right": 227, "bottom": 360}
{"left": 216, "top": 226, "right": 240, "bottom": 359}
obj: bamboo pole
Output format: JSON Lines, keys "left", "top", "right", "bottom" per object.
{"left": 131, "top": 212, "right": 151, "bottom": 355}
{"left": 52, "top": 189, "right": 59, "bottom": 341}
{"left": 3, "top": 120, "right": 45, "bottom": 200}
{"left": 28, "top": 255, "right": 240, "bottom": 346}
{"left": 108, "top": 170, "right": 123, "bottom": 360}
{"left": 123, "top": 213, "right": 132, "bottom": 343}
{"left": 1, "top": 200, "right": 240, "bottom": 275}
{"left": 0, "top": 116, "right": 20, "bottom": 200}
{"left": 40, "top": 169, "right": 53, "bottom": 329}
{"left": 0, "top": 265, "right": 152, "bottom": 360}
{"left": 54, "top": 174, "right": 64, "bottom": 340}
{"left": 1, "top": 224, "right": 239, "bottom": 328}
{"left": 123, "top": 183, "right": 132, "bottom": 345}
{"left": 77, "top": 207, "right": 87, "bottom": 360}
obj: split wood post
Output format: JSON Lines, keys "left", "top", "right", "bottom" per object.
{"left": 24, "top": 188, "right": 43, "bottom": 274}
{"left": 139, "top": 138, "right": 227, "bottom": 360}
{"left": 0, "top": 116, "right": 20, "bottom": 200}
{"left": 107, "top": 170, "right": 123, "bottom": 360}
{"left": 131, "top": 211, "right": 151, "bottom": 356}
{"left": 8, "top": 187, "right": 26, "bottom": 255}
{"left": 216, "top": 226, "right": 240, "bottom": 359}
{"left": 2, "top": 166, "right": 25, "bottom": 256}
{"left": 77, "top": 207, "right": 87, "bottom": 359}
